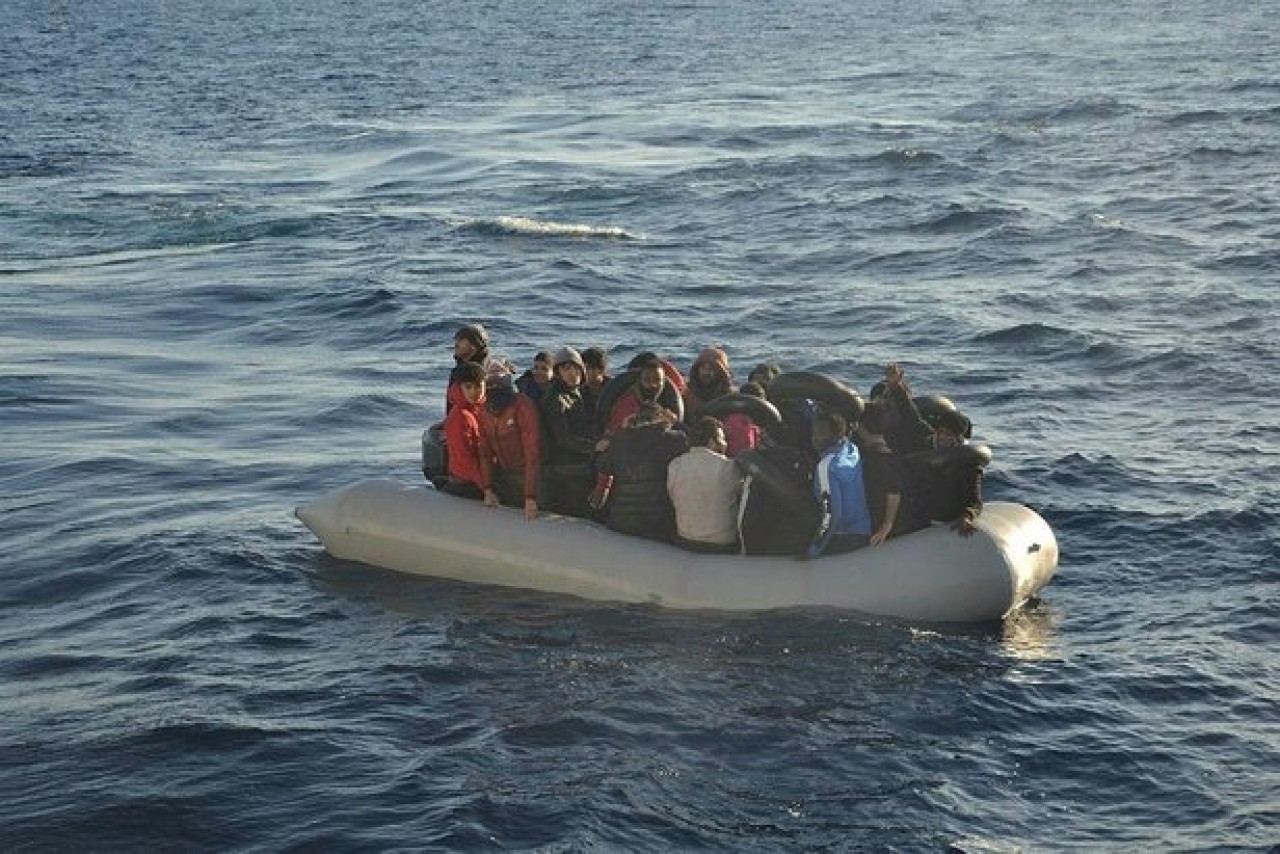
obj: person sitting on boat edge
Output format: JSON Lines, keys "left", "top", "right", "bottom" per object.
{"left": 736, "top": 397, "right": 820, "bottom": 556}
{"left": 854, "top": 400, "right": 928, "bottom": 545}
{"left": 478, "top": 364, "right": 542, "bottom": 520}
{"left": 441, "top": 361, "right": 489, "bottom": 500}
{"left": 912, "top": 408, "right": 983, "bottom": 537}
{"left": 593, "top": 402, "right": 689, "bottom": 541}
{"left": 667, "top": 416, "right": 743, "bottom": 554}
{"left": 515, "top": 350, "right": 554, "bottom": 405}
{"left": 684, "top": 346, "right": 734, "bottom": 424}
{"left": 446, "top": 323, "right": 491, "bottom": 414}
{"left": 807, "top": 410, "right": 872, "bottom": 557}
{"left": 539, "top": 346, "right": 602, "bottom": 518}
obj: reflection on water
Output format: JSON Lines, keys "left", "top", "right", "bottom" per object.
{"left": 1000, "top": 599, "right": 1061, "bottom": 665}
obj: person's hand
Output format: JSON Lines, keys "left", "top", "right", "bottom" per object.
{"left": 483, "top": 488, "right": 499, "bottom": 508}
{"left": 595, "top": 438, "right": 611, "bottom": 453}
{"left": 884, "top": 363, "right": 905, "bottom": 387}
{"left": 870, "top": 524, "right": 892, "bottom": 546}
{"left": 523, "top": 498, "right": 538, "bottom": 520}
{"left": 952, "top": 516, "right": 976, "bottom": 537}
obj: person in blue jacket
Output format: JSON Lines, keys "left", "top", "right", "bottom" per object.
{"left": 807, "top": 410, "right": 872, "bottom": 557}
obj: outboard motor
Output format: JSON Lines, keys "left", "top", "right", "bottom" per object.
{"left": 421, "top": 422, "right": 447, "bottom": 486}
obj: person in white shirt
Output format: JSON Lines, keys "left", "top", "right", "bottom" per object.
{"left": 666, "top": 417, "right": 744, "bottom": 554}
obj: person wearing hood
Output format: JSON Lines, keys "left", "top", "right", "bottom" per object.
{"left": 684, "top": 346, "right": 734, "bottom": 423}
{"left": 594, "top": 402, "right": 689, "bottom": 541}
{"left": 441, "top": 361, "right": 488, "bottom": 499}
{"left": 539, "top": 346, "right": 601, "bottom": 518}
{"left": 446, "top": 323, "right": 491, "bottom": 414}
{"left": 477, "top": 364, "right": 542, "bottom": 520}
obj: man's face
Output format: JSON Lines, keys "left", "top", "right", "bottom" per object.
{"left": 585, "top": 365, "right": 606, "bottom": 386}
{"left": 532, "top": 359, "right": 553, "bottom": 384}
{"left": 639, "top": 367, "right": 664, "bottom": 399}
{"left": 460, "top": 380, "right": 484, "bottom": 405}
{"left": 556, "top": 362, "right": 583, "bottom": 388}
{"left": 454, "top": 336, "right": 477, "bottom": 361}
{"left": 695, "top": 362, "right": 718, "bottom": 383}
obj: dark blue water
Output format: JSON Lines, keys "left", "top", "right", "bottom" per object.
{"left": 3, "top": 0, "right": 1277, "bottom": 849}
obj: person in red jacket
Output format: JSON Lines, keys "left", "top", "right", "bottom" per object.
{"left": 442, "top": 361, "right": 488, "bottom": 499}
{"left": 478, "top": 365, "right": 542, "bottom": 520}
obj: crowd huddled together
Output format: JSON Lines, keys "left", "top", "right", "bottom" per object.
{"left": 432, "top": 323, "right": 985, "bottom": 558}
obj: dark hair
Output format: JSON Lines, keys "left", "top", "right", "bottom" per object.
{"left": 533, "top": 350, "right": 551, "bottom": 364}
{"left": 813, "top": 410, "right": 848, "bottom": 439}
{"left": 582, "top": 347, "right": 608, "bottom": 370}
{"left": 935, "top": 409, "right": 972, "bottom": 438}
{"left": 739, "top": 381, "right": 765, "bottom": 398}
{"left": 747, "top": 362, "right": 781, "bottom": 387}
{"left": 689, "top": 416, "right": 724, "bottom": 447}
{"left": 455, "top": 361, "right": 486, "bottom": 385}
{"left": 454, "top": 324, "right": 489, "bottom": 350}
{"left": 627, "top": 351, "right": 660, "bottom": 370}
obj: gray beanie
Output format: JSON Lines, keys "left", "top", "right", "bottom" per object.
{"left": 551, "top": 346, "right": 584, "bottom": 370}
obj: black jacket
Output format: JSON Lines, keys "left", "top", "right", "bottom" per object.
{"left": 598, "top": 423, "right": 688, "bottom": 539}
{"left": 737, "top": 439, "right": 820, "bottom": 556}
{"left": 539, "top": 380, "right": 599, "bottom": 467}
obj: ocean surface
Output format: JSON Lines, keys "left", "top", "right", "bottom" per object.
{"left": 3, "top": 0, "right": 1277, "bottom": 849}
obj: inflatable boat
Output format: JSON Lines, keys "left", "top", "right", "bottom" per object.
{"left": 296, "top": 478, "right": 1058, "bottom": 623}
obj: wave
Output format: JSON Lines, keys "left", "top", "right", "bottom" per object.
{"left": 457, "top": 216, "right": 637, "bottom": 240}
{"left": 869, "top": 147, "right": 943, "bottom": 166}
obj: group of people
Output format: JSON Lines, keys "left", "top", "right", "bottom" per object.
{"left": 435, "top": 323, "right": 984, "bottom": 558}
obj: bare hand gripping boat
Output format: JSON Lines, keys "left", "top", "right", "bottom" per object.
{"left": 296, "top": 478, "right": 1058, "bottom": 623}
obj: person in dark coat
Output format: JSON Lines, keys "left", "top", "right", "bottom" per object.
{"left": 515, "top": 350, "right": 553, "bottom": 405}
{"left": 539, "top": 346, "right": 601, "bottom": 518}
{"left": 868, "top": 362, "right": 934, "bottom": 455}
{"left": 854, "top": 401, "right": 928, "bottom": 545}
{"left": 446, "top": 324, "right": 491, "bottom": 413}
{"left": 909, "top": 409, "right": 984, "bottom": 537}
{"left": 736, "top": 401, "right": 820, "bottom": 556}
{"left": 595, "top": 403, "right": 689, "bottom": 541}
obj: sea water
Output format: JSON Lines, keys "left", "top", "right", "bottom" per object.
{"left": 2, "top": 0, "right": 1277, "bottom": 849}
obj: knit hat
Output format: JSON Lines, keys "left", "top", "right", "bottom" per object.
{"left": 551, "top": 346, "right": 585, "bottom": 370}
{"left": 454, "top": 323, "right": 489, "bottom": 350}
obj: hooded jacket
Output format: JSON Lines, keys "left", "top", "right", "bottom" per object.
{"left": 444, "top": 381, "right": 487, "bottom": 490}
{"left": 478, "top": 389, "right": 542, "bottom": 501}
{"left": 808, "top": 438, "right": 872, "bottom": 557}
{"left": 684, "top": 347, "right": 734, "bottom": 420}
{"left": 539, "top": 378, "right": 598, "bottom": 467}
